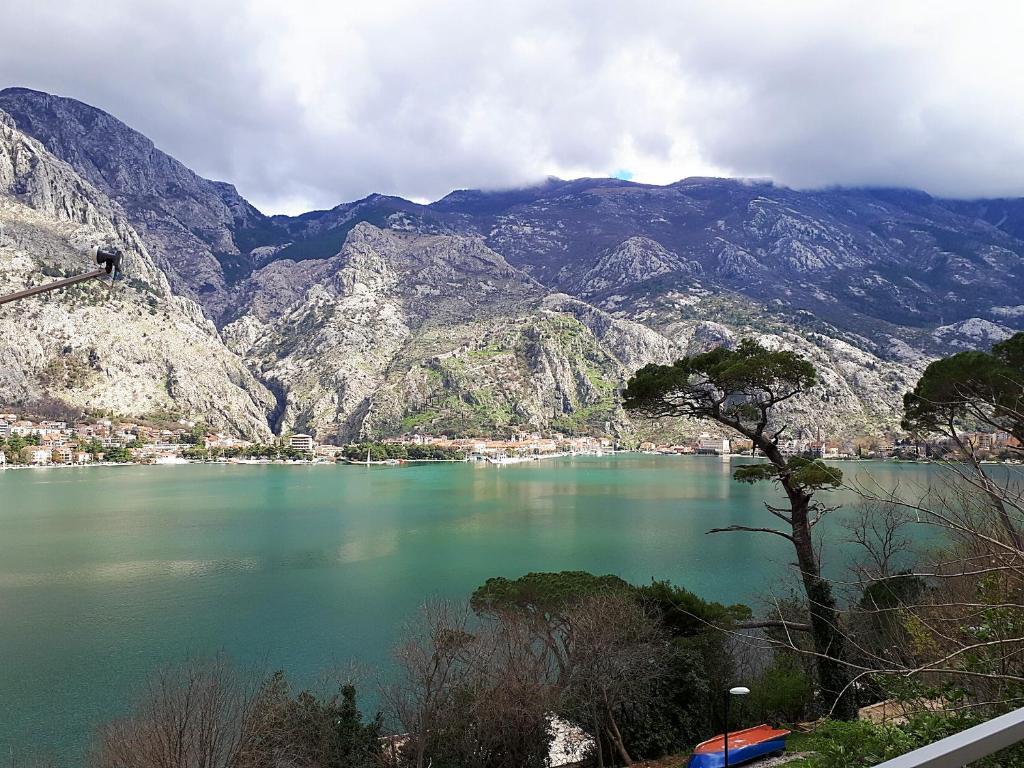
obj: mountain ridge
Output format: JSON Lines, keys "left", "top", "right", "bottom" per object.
{"left": 1, "top": 86, "right": 1022, "bottom": 442}
{"left": 0, "top": 106, "right": 276, "bottom": 437}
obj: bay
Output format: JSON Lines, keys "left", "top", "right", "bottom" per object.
{"left": 0, "top": 455, "right": 945, "bottom": 762}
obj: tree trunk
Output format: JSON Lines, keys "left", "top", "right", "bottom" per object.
{"left": 603, "top": 689, "right": 633, "bottom": 765}
{"left": 787, "top": 482, "right": 857, "bottom": 719}
{"left": 593, "top": 710, "right": 605, "bottom": 768}
{"left": 759, "top": 441, "right": 857, "bottom": 720}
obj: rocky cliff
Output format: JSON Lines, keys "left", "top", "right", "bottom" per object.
{"left": 0, "top": 87, "right": 280, "bottom": 320}
{"left": 0, "top": 109, "right": 275, "bottom": 437}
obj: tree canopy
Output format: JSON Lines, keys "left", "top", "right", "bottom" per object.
{"left": 471, "top": 571, "right": 748, "bottom": 636}
{"left": 902, "top": 331, "right": 1024, "bottom": 549}
{"left": 902, "top": 331, "right": 1024, "bottom": 447}
{"left": 623, "top": 339, "right": 816, "bottom": 447}
{"left": 734, "top": 456, "right": 843, "bottom": 491}
{"left": 471, "top": 571, "right": 630, "bottom": 616}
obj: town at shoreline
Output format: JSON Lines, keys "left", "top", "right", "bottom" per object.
{"left": 2, "top": 407, "right": 1020, "bottom": 469}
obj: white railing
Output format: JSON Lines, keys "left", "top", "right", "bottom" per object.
{"left": 875, "top": 707, "right": 1024, "bottom": 767}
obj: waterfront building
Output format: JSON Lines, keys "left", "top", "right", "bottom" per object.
{"left": 289, "top": 434, "right": 315, "bottom": 452}
{"left": 50, "top": 446, "right": 74, "bottom": 464}
{"left": 314, "top": 444, "right": 344, "bottom": 458}
{"left": 23, "top": 447, "right": 50, "bottom": 465}
{"left": 205, "top": 433, "right": 252, "bottom": 450}
{"left": 697, "top": 434, "right": 730, "bottom": 455}
{"left": 133, "top": 442, "right": 183, "bottom": 459}
{"left": 730, "top": 437, "right": 754, "bottom": 454}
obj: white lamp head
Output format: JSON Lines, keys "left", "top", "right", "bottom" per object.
{"left": 729, "top": 686, "right": 750, "bottom": 696}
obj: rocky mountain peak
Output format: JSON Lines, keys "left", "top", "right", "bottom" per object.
{"left": 572, "top": 236, "right": 702, "bottom": 295}
{"left": 0, "top": 87, "right": 276, "bottom": 318}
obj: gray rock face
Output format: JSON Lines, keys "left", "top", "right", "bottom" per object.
{"left": 570, "top": 236, "right": 702, "bottom": 295}
{"left": 3, "top": 87, "right": 1023, "bottom": 443}
{"left": 0, "top": 109, "right": 275, "bottom": 437}
{"left": 225, "top": 225, "right": 661, "bottom": 440}
{"left": 0, "top": 87, "right": 279, "bottom": 319}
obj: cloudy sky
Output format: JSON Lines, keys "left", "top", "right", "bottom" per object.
{"left": 2, "top": 0, "right": 1022, "bottom": 214}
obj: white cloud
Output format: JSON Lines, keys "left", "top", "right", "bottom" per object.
{"left": 1, "top": 0, "right": 1022, "bottom": 214}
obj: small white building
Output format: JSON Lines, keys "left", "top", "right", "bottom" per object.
{"left": 205, "top": 434, "right": 252, "bottom": 450}
{"left": 697, "top": 434, "right": 730, "bottom": 455}
{"left": 24, "top": 448, "right": 50, "bottom": 465}
{"left": 289, "top": 433, "right": 315, "bottom": 452}
{"left": 11, "top": 423, "right": 42, "bottom": 436}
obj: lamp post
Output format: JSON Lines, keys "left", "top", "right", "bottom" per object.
{"left": 0, "top": 246, "right": 123, "bottom": 307}
{"left": 723, "top": 686, "right": 750, "bottom": 767}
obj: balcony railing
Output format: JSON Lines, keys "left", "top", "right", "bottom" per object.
{"left": 874, "top": 707, "right": 1024, "bottom": 767}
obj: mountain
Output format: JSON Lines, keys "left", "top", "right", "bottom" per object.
{"left": 0, "top": 108, "right": 275, "bottom": 437}
{"left": 1, "top": 87, "right": 1022, "bottom": 443}
{"left": 0, "top": 87, "right": 281, "bottom": 320}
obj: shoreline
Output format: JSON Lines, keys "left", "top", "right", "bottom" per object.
{"left": 2, "top": 453, "right": 1018, "bottom": 472}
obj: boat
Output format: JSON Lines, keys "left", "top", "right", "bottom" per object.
{"left": 687, "top": 724, "right": 790, "bottom": 768}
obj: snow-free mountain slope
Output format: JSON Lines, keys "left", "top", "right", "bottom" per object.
{"left": 0, "top": 108, "right": 275, "bottom": 436}
{"left": 1, "top": 87, "right": 1022, "bottom": 442}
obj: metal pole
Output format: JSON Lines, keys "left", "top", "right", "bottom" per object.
{"left": 723, "top": 690, "right": 730, "bottom": 768}
{"left": 0, "top": 268, "right": 107, "bottom": 307}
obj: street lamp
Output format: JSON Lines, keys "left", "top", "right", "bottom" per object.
{"left": 0, "top": 245, "right": 123, "bottom": 307}
{"left": 723, "top": 686, "right": 750, "bottom": 768}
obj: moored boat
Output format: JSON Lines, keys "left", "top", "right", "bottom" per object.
{"left": 687, "top": 724, "right": 790, "bottom": 767}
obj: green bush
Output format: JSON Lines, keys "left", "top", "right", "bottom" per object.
{"left": 902, "top": 711, "right": 1024, "bottom": 768}
{"left": 804, "top": 720, "right": 913, "bottom": 768}
{"left": 800, "top": 713, "right": 1024, "bottom": 768}
{"left": 749, "top": 655, "right": 814, "bottom": 723}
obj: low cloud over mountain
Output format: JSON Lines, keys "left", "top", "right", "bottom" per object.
{"left": 2, "top": 2, "right": 1023, "bottom": 213}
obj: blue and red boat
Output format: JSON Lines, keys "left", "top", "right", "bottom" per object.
{"left": 687, "top": 724, "right": 791, "bottom": 767}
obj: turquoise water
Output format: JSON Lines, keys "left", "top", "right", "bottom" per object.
{"left": 0, "top": 456, "right": 944, "bottom": 762}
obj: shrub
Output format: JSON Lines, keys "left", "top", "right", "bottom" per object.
{"left": 749, "top": 655, "right": 814, "bottom": 723}
{"left": 805, "top": 720, "right": 913, "bottom": 768}
{"left": 902, "top": 711, "right": 1024, "bottom": 768}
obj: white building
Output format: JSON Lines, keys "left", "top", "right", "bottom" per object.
{"left": 11, "top": 423, "right": 44, "bottom": 436}
{"left": 697, "top": 434, "right": 730, "bottom": 455}
{"left": 289, "top": 434, "right": 315, "bottom": 452}
{"left": 100, "top": 435, "right": 132, "bottom": 448}
{"left": 134, "top": 442, "right": 183, "bottom": 458}
{"left": 205, "top": 434, "right": 252, "bottom": 450}
{"left": 25, "top": 448, "right": 50, "bottom": 465}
